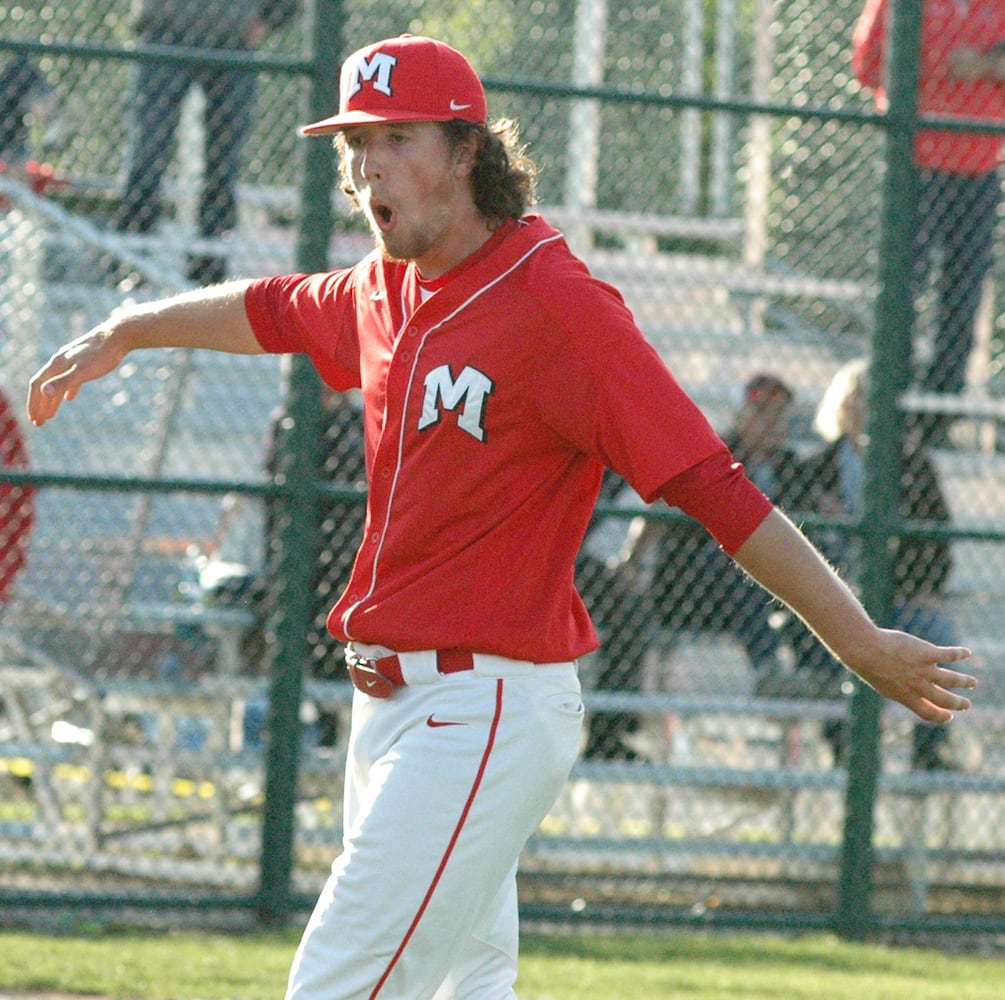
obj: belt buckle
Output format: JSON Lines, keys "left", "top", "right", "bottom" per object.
{"left": 345, "top": 647, "right": 395, "bottom": 698}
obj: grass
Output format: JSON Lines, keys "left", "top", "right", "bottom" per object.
{"left": 1, "top": 927, "right": 1005, "bottom": 999}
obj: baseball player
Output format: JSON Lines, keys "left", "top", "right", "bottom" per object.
{"left": 28, "top": 34, "right": 976, "bottom": 1000}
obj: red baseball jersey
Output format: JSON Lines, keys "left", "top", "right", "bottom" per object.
{"left": 245, "top": 215, "right": 752, "bottom": 662}
{"left": 853, "top": 0, "right": 1005, "bottom": 174}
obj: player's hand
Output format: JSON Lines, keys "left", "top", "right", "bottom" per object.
{"left": 844, "top": 627, "right": 975, "bottom": 724}
{"left": 27, "top": 325, "right": 128, "bottom": 426}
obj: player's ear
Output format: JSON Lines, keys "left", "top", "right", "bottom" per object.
{"left": 451, "top": 130, "right": 481, "bottom": 178}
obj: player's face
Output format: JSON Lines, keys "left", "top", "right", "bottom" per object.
{"left": 341, "top": 121, "right": 476, "bottom": 276}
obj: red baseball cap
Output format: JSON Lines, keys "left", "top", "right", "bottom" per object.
{"left": 300, "top": 35, "right": 487, "bottom": 135}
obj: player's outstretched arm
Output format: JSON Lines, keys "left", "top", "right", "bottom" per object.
{"left": 731, "top": 508, "right": 976, "bottom": 723}
{"left": 27, "top": 281, "right": 263, "bottom": 427}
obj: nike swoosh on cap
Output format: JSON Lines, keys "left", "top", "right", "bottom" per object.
{"left": 449, "top": 100, "right": 472, "bottom": 111}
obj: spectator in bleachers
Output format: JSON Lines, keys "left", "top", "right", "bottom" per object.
{"left": 796, "top": 358, "right": 959, "bottom": 770}
{"left": 581, "top": 374, "right": 809, "bottom": 760}
{"left": 0, "top": 383, "right": 34, "bottom": 617}
{"left": 645, "top": 374, "right": 808, "bottom": 684}
{"left": 577, "top": 468, "right": 650, "bottom": 760}
{"left": 112, "top": 1, "right": 298, "bottom": 285}
{"left": 0, "top": 55, "right": 52, "bottom": 168}
{"left": 262, "top": 383, "right": 367, "bottom": 747}
{"left": 716, "top": 374, "right": 819, "bottom": 693}
{"left": 0, "top": 55, "right": 61, "bottom": 203}
{"left": 853, "top": 0, "right": 1005, "bottom": 447}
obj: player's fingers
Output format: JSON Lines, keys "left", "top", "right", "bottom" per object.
{"left": 929, "top": 644, "right": 973, "bottom": 666}
{"left": 26, "top": 378, "right": 53, "bottom": 426}
{"left": 913, "top": 673, "right": 974, "bottom": 722}
{"left": 914, "top": 701, "right": 956, "bottom": 725}
{"left": 931, "top": 686, "right": 973, "bottom": 712}
{"left": 27, "top": 358, "right": 80, "bottom": 424}
{"left": 932, "top": 665, "right": 978, "bottom": 694}
{"left": 26, "top": 370, "right": 60, "bottom": 425}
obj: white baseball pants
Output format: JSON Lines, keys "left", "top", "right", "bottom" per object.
{"left": 285, "top": 654, "right": 584, "bottom": 1000}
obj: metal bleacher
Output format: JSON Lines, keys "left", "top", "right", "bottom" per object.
{"left": 4, "top": 167, "right": 1005, "bottom": 916}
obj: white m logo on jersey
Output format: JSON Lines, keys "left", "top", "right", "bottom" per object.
{"left": 418, "top": 365, "right": 494, "bottom": 442}
{"left": 347, "top": 52, "right": 398, "bottom": 100}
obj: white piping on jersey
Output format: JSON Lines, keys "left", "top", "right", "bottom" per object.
{"left": 342, "top": 229, "right": 565, "bottom": 638}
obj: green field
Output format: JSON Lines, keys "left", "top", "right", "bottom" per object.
{"left": 1, "top": 927, "right": 1004, "bottom": 999}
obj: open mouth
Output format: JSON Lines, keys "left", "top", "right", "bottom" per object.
{"left": 371, "top": 201, "right": 396, "bottom": 232}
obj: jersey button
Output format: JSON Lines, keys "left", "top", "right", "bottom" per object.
{"left": 370, "top": 532, "right": 380, "bottom": 544}
{"left": 400, "top": 350, "right": 411, "bottom": 361}
{"left": 407, "top": 326, "right": 419, "bottom": 337}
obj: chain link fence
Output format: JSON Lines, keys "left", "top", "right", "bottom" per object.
{"left": 2, "top": 0, "right": 1005, "bottom": 937}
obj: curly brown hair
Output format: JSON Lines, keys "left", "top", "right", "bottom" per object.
{"left": 336, "top": 118, "right": 537, "bottom": 227}
{"left": 447, "top": 118, "right": 537, "bottom": 225}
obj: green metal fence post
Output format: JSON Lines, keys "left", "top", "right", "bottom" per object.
{"left": 835, "top": 0, "right": 922, "bottom": 940}
{"left": 295, "top": 0, "right": 344, "bottom": 273}
{"left": 256, "top": 0, "right": 343, "bottom": 926}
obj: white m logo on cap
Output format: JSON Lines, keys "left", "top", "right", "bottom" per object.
{"left": 348, "top": 52, "right": 398, "bottom": 99}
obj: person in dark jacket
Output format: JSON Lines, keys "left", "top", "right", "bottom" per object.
{"left": 0, "top": 56, "right": 51, "bottom": 166}
{"left": 113, "top": 1, "right": 299, "bottom": 284}
{"left": 853, "top": 0, "right": 1005, "bottom": 446}
{"left": 581, "top": 373, "right": 807, "bottom": 759}
{"left": 0, "top": 55, "right": 63, "bottom": 204}
{"left": 576, "top": 468, "right": 650, "bottom": 759}
{"left": 647, "top": 374, "right": 808, "bottom": 684}
{"left": 795, "top": 358, "right": 959, "bottom": 769}
{"left": 262, "top": 384, "right": 366, "bottom": 746}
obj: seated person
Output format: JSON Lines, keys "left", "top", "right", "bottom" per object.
{"left": 580, "top": 374, "right": 808, "bottom": 760}
{"left": 576, "top": 469, "right": 651, "bottom": 760}
{"left": 793, "top": 358, "right": 960, "bottom": 770}
{"left": 642, "top": 374, "right": 808, "bottom": 685}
